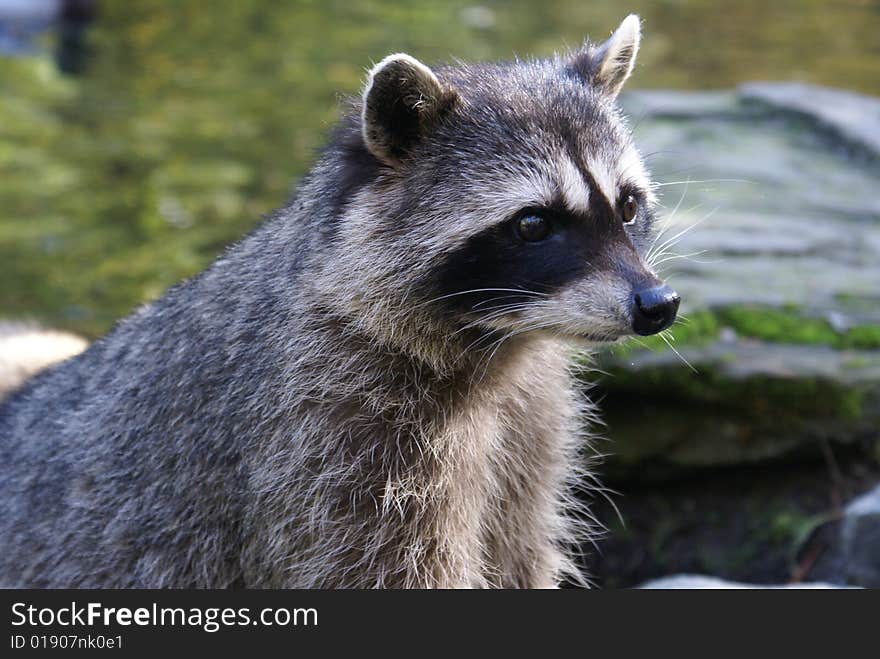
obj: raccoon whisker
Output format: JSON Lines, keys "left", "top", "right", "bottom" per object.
{"left": 616, "top": 335, "right": 663, "bottom": 356}
{"left": 471, "top": 303, "right": 534, "bottom": 318}
{"left": 665, "top": 315, "right": 695, "bottom": 336}
{"left": 653, "top": 256, "right": 722, "bottom": 274}
{"left": 647, "top": 180, "right": 692, "bottom": 259}
{"left": 415, "top": 287, "right": 546, "bottom": 309}
{"left": 458, "top": 325, "right": 509, "bottom": 355}
{"left": 453, "top": 322, "right": 511, "bottom": 345}
{"left": 653, "top": 178, "right": 755, "bottom": 187}
{"left": 649, "top": 213, "right": 718, "bottom": 258}
{"left": 651, "top": 163, "right": 719, "bottom": 181}
{"left": 648, "top": 205, "right": 718, "bottom": 263}
{"left": 647, "top": 244, "right": 693, "bottom": 270}
{"left": 648, "top": 245, "right": 688, "bottom": 264}
{"left": 656, "top": 255, "right": 722, "bottom": 269}
{"left": 455, "top": 304, "right": 533, "bottom": 328}
{"left": 626, "top": 109, "right": 651, "bottom": 134}
{"left": 470, "top": 320, "right": 557, "bottom": 385}
{"left": 471, "top": 294, "right": 542, "bottom": 310}
{"left": 639, "top": 149, "right": 677, "bottom": 162}
{"left": 659, "top": 332, "right": 698, "bottom": 373}
{"left": 626, "top": 336, "right": 651, "bottom": 350}
{"left": 650, "top": 201, "right": 704, "bottom": 254}
{"left": 648, "top": 249, "right": 708, "bottom": 269}
{"left": 469, "top": 318, "right": 551, "bottom": 358}
{"left": 658, "top": 248, "right": 707, "bottom": 261}
{"left": 451, "top": 304, "right": 537, "bottom": 338}
{"left": 470, "top": 306, "right": 535, "bottom": 328}
{"left": 646, "top": 246, "right": 672, "bottom": 267}
{"left": 458, "top": 314, "right": 540, "bottom": 355}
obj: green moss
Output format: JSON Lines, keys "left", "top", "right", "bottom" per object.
{"left": 840, "top": 325, "right": 880, "bottom": 350}
{"left": 720, "top": 306, "right": 880, "bottom": 349}
{"left": 601, "top": 359, "right": 866, "bottom": 421}
{"left": 716, "top": 306, "right": 837, "bottom": 345}
{"left": 667, "top": 309, "right": 722, "bottom": 344}
{"left": 611, "top": 305, "right": 880, "bottom": 357}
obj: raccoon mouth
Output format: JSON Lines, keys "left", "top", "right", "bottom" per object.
{"left": 583, "top": 334, "right": 619, "bottom": 343}
{"left": 572, "top": 330, "right": 626, "bottom": 344}
{"left": 468, "top": 322, "right": 624, "bottom": 344}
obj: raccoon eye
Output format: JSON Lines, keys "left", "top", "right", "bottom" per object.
{"left": 621, "top": 194, "right": 639, "bottom": 224}
{"left": 516, "top": 214, "right": 551, "bottom": 242}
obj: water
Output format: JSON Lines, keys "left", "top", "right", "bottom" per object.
{"left": 1, "top": 0, "right": 878, "bottom": 336}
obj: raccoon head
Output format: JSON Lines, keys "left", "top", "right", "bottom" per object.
{"left": 327, "top": 15, "right": 678, "bottom": 365}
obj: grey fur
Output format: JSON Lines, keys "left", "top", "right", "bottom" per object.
{"left": 0, "top": 16, "right": 665, "bottom": 588}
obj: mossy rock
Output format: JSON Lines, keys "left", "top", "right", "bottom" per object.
{"left": 586, "top": 339, "right": 880, "bottom": 476}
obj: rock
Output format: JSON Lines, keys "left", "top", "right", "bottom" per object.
{"left": 826, "top": 311, "right": 852, "bottom": 334}
{"left": 838, "top": 484, "right": 880, "bottom": 587}
{"left": 595, "top": 340, "right": 880, "bottom": 472}
{"left": 619, "top": 86, "right": 880, "bottom": 325}
{"left": 0, "top": 322, "right": 88, "bottom": 399}
{"left": 620, "top": 90, "right": 741, "bottom": 120}
{"left": 782, "top": 483, "right": 880, "bottom": 588}
{"left": 607, "top": 340, "right": 880, "bottom": 384}
{"left": 739, "top": 82, "right": 880, "bottom": 156}
{"left": 639, "top": 574, "right": 848, "bottom": 589}
{"left": 593, "top": 85, "right": 880, "bottom": 474}
{"left": 632, "top": 485, "right": 880, "bottom": 589}
{"left": 591, "top": 84, "right": 880, "bottom": 588}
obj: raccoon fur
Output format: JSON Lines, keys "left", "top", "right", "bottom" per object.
{"left": 0, "top": 15, "right": 679, "bottom": 588}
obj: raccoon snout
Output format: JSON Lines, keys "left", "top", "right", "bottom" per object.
{"left": 631, "top": 284, "right": 680, "bottom": 336}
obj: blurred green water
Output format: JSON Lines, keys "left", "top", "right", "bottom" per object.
{"left": 1, "top": 0, "right": 878, "bottom": 337}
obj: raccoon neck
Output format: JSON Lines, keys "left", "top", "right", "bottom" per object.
{"left": 250, "top": 304, "right": 577, "bottom": 586}
{"left": 288, "top": 305, "right": 541, "bottom": 409}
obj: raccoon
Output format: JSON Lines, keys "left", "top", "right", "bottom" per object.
{"left": 0, "top": 14, "right": 678, "bottom": 588}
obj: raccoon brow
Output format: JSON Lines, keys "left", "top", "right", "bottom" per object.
{"left": 509, "top": 199, "right": 565, "bottom": 221}
{"left": 617, "top": 184, "right": 643, "bottom": 200}
{"left": 507, "top": 182, "right": 648, "bottom": 224}
{"left": 507, "top": 193, "right": 588, "bottom": 224}
{"left": 616, "top": 185, "right": 650, "bottom": 210}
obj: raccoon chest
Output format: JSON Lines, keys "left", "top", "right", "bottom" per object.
{"left": 422, "top": 381, "right": 569, "bottom": 587}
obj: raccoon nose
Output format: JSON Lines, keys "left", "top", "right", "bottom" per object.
{"left": 632, "top": 285, "right": 680, "bottom": 336}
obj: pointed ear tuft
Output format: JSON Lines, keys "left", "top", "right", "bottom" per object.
{"left": 570, "top": 14, "right": 641, "bottom": 99}
{"left": 361, "top": 54, "right": 457, "bottom": 166}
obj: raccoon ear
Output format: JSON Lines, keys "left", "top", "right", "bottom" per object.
{"left": 361, "top": 53, "right": 457, "bottom": 166}
{"left": 571, "top": 14, "right": 641, "bottom": 99}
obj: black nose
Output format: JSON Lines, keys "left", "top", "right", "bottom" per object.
{"left": 632, "top": 285, "right": 680, "bottom": 336}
